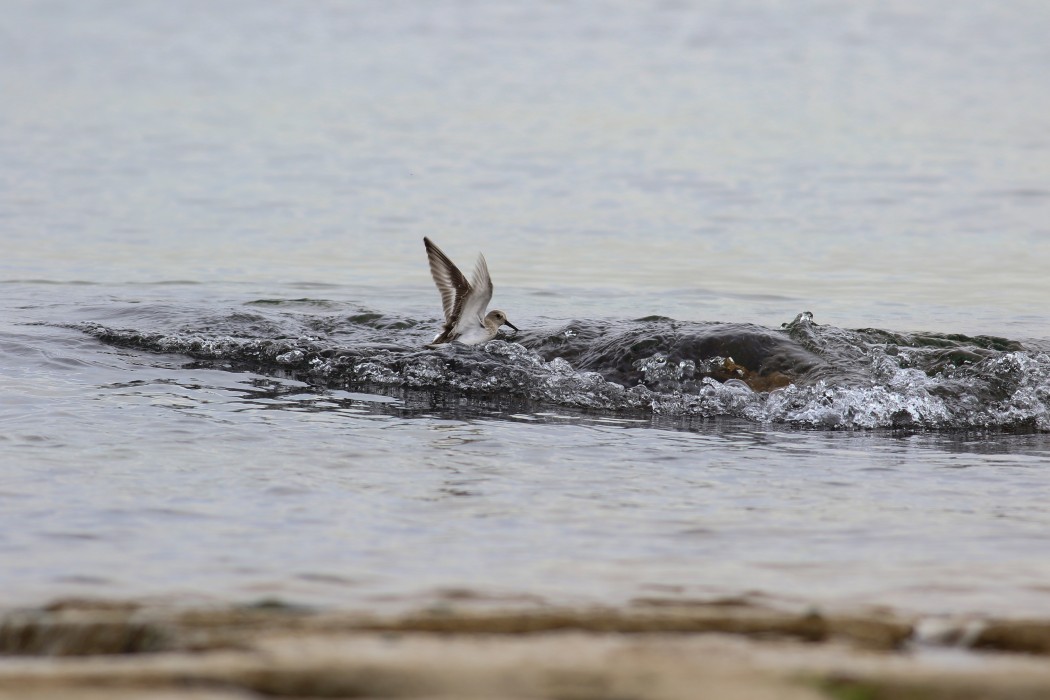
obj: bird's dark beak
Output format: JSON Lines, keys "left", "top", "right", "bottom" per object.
{"left": 504, "top": 320, "right": 519, "bottom": 333}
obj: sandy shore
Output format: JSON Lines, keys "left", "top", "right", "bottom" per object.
{"left": 3, "top": 600, "right": 1050, "bottom": 699}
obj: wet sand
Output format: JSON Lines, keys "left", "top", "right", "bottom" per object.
{"left": 3, "top": 600, "right": 1050, "bottom": 699}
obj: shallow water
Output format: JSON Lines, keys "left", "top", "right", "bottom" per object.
{"left": 3, "top": 281, "right": 1049, "bottom": 617}
{"left": 2, "top": 1, "right": 1050, "bottom": 617}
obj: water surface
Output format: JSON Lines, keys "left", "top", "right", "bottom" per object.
{"left": 1, "top": 1, "right": 1049, "bottom": 618}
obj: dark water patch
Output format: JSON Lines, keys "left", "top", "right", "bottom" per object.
{"left": 245, "top": 298, "right": 342, "bottom": 309}
{"left": 70, "top": 309, "right": 1050, "bottom": 432}
{"left": 0, "top": 280, "right": 101, "bottom": 286}
{"left": 984, "top": 188, "right": 1050, "bottom": 200}
{"left": 530, "top": 317, "right": 820, "bottom": 390}
{"left": 344, "top": 312, "right": 420, "bottom": 331}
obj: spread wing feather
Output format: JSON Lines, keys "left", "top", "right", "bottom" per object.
{"left": 457, "top": 253, "right": 493, "bottom": 333}
{"left": 424, "top": 237, "right": 470, "bottom": 323}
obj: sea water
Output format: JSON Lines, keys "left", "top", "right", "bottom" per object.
{"left": 2, "top": 0, "right": 1049, "bottom": 618}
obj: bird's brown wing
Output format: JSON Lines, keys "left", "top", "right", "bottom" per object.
{"left": 424, "top": 237, "right": 472, "bottom": 324}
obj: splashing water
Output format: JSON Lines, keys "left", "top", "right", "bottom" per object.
{"left": 71, "top": 309, "right": 1050, "bottom": 432}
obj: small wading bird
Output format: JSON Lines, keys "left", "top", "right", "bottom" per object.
{"left": 424, "top": 237, "right": 518, "bottom": 345}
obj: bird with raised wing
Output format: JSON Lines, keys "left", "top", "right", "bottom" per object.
{"left": 424, "top": 237, "right": 518, "bottom": 345}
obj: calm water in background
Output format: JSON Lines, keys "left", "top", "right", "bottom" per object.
{"left": 2, "top": 1, "right": 1050, "bottom": 617}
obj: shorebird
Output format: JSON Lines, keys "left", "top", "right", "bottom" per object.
{"left": 424, "top": 237, "right": 518, "bottom": 345}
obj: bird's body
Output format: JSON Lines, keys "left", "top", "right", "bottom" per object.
{"left": 424, "top": 237, "right": 517, "bottom": 345}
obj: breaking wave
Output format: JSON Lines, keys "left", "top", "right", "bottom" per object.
{"left": 73, "top": 307, "right": 1050, "bottom": 432}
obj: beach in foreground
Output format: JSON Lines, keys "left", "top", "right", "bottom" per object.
{"left": 4, "top": 600, "right": 1050, "bottom": 699}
